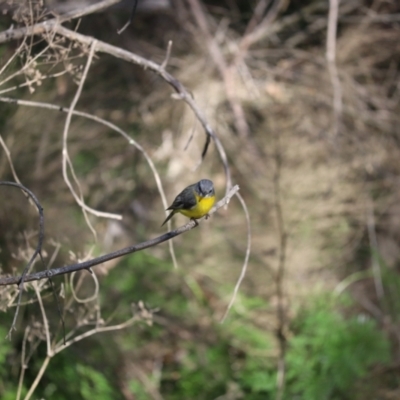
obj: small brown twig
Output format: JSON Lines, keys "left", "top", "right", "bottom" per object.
{"left": 273, "top": 132, "right": 288, "bottom": 400}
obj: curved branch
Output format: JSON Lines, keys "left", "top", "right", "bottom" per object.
{"left": 0, "top": 4, "right": 232, "bottom": 194}
{"left": 52, "top": 24, "right": 232, "bottom": 194}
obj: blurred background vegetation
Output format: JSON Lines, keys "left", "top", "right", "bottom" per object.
{"left": 1, "top": 0, "right": 400, "bottom": 398}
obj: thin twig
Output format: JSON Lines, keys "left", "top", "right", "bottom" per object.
{"left": 220, "top": 191, "right": 251, "bottom": 322}
{"left": 23, "top": 355, "right": 51, "bottom": 400}
{"left": 53, "top": 313, "right": 142, "bottom": 355}
{"left": 326, "top": 0, "right": 342, "bottom": 137}
{"left": 16, "top": 326, "right": 30, "bottom": 400}
{"left": 62, "top": 40, "right": 121, "bottom": 230}
{"left": 160, "top": 39, "right": 180, "bottom": 270}
{"left": 117, "top": 0, "right": 139, "bottom": 35}
{"left": 161, "top": 40, "right": 173, "bottom": 70}
{"left": 70, "top": 269, "right": 100, "bottom": 303}
{"left": 237, "top": 0, "right": 287, "bottom": 58}
{"left": 0, "top": 69, "right": 71, "bottom": 95}
{"left": 366, "top": 200, "right": 384, "bottom": 300}
{"left": 0, "top": 181, "right": 45, "bottom": 338}
{"left": 22, "top": 306, "right": 146, "bottom": 398}
{"left": 55, "top": 0, "right": 123, "bottom": 23}
{"left": 47, "top": 276, "right": 66, "bottom": 345}
{"left": 0, "top": 27, "right": 57, "bottom": 90}
{"left": 274, "top": 133, "right": 287, "bottom": 400}
{"left": 33, "top": 282, "right": 52, "bottom": 356}
{"left": 0, "top": 34, "right": 27, "bottom": 77}
{"left": 0, "top": 134, "right": 22, "bottom": 183}
{"left": 243, "top": 0, "right": 270, "bottom": 37}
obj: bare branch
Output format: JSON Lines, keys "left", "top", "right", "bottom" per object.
{"left": 0, "top": 185, "right": 239, "bottom": 286}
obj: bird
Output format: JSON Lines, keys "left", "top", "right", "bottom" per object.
{"left": 161, "top": 179, "right": 216, "bottom": 226}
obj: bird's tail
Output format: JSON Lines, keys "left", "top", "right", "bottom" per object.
{"left": 161, "top": 210, "right": 175, "bottom": 226}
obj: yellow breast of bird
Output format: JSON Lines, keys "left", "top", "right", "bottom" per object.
{"left": 180, "top": 194, "right": 215, "bottom": 219}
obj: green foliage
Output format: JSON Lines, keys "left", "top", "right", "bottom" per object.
{"left": 129, "top": 379, "right": 150, "bottom": 400}
{"left": 285, "top": 295, "right": 391, "bottom": 400}
{"left": 75, "top": 364, "right": 115, "bottom": 399}
{"left": 102, "top": 252, "right": 275, "bottom": 399}
{"left": 381, "top": 268, "right": 400, "bottom": 323}
{"left": 73, "top": 150, "right": 100, "bottom": 176}
{"left": 0, "top": 326, "right": 22, "bottom": 399}
{"left": 0, "top": 252, "right": 393, "bottom": 400}
{"left": 39, "top": 354, "right": 120, "bottom": 400}
{"left": 231, "top": 319, "right": 275, "bottom": 399}
{"left": 168, "top": 343, "right": 231, "bottom": 399}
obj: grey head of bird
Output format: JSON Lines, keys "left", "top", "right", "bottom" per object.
{"left": 196, "top": 179, "right": 215, "bottom": 197}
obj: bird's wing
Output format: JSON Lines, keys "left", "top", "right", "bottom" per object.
{"left": 167, "top": 184, "right": 197, "bottom": 210}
